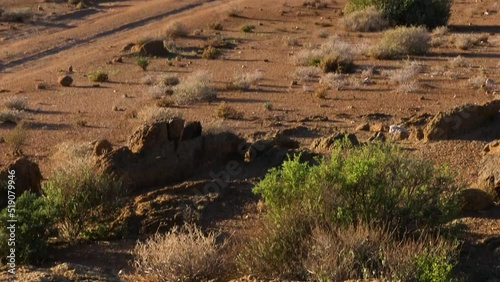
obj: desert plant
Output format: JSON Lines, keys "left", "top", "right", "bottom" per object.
{"left": 136, "top": 56, "right": 150, "bottom": 70}
{"left": 4, "top": 96, "right": 28, "bottom": 110}
{"left": 294, "top": 67, "right": 322, "bottom": 82}
{"left": 142, "top": 75, "right": 154, "bottom": 85}
{"left": 0, "top": 109, "right": 22, "bottom": 124}
{"left": 264, "top": 101, "right": 273, "bottom": 111}
{"left": 202, "top": 46, "right": 221, "bottom": 59}
{"left": 134, "top": 224, "right": 224, "bottom": 282}
{"left": 342, "top": 6, "right": 388, "bottom": 32}
{"left": 174, "top": 71, "right": 216, "bottom": 104}
{"left": 320, "top": 73, "right": 349, "bottom": 90}
{"left": 227, "top": 6, "right": 243, "bottom": 17}
{"left": 254, "top": 143, "right": 460, "bottom": 230}
{"left": 4, "top": 123, "right": 27, "bottom": 155}
{"left": 157, "top": 74, "right": 180, "bottom": 86}
{"left": 344, "top": 0, "right": 451, "bottom": 29}
{"left": 165, "top": 22, "right": 188, "bottom": 39}
{"left": 240, "top": 24, "right": 256, "bottom": 33}
{"left": 43, "top": 146, "right": 124, "bottom": 240}
{"left": 214, "top": 102, "right": 243, "bottom": 120}
{"left": 0, "top": 192, "right": 55, "bottom": 264}
{"left": 313, "top": 86, "right": 328, "bottom": 99}
{"left": 452, "top": 33, "right": 488, "bottom": 50}
{"left": 283, "top": 36, "right": 300, "bottom": 46}
{"left": 148, "top": 84, "right": 170, "bottom": 99}
{"left": 468, "top": 75, "right": 488, "bottom": 89}
{"left": 371, "top": 26, "right": 430, "bottom": 59}
{"left": 449, "top": 56, "right": 470, "bottom": 68}
{"left": 294, "top": 36, "right": 355, "bottom": 73}
{"left": 87, "top": 69, "right": 109, "bottom": 82}
{"left": 208, "top": 22, "right": 223, "bottom": 30}
{"left": 388, "top": 60, "right": 423, "bottom": 93}
{"left": 228, "top": 71, "right": 263, "bottom": 90}
{"left": 318, "top": 30, "right": 329, "bottom": 38}
{"left": 138, "top": 106, "right": 180, "bottom": 122}
{"left": 0, "top": 7, "right": 33, "bottom": 22}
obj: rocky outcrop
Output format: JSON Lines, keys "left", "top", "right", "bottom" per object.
{"left": 310, "top": 132, "right": 359, "bottom": 152}
{"left": 0, "top": 157, "right": 43, "bottom": 209}
{"left": 460, "top": 188, "right": 494, "bottom": 211}
{"left": 478, "top": 140, "right": 500, "bottom": 201}
{"left": 424, "top": 100, "right": 500, "bottom": 140}
{"left": 96, "top": 119, "right": 244, "bottom": 191}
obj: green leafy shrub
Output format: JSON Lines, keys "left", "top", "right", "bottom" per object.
{"left": 0, "top": 192, "right": 55, "bottom": 264}
{"left": 254, "top": 142, "right": 460, "bottom": 231}
{"left": 371, "top": 26, "right": 430, "bottom": 59}
{"left": 136, "top": 56, "right": 150, "bottom": 70}
{"left": 416, "top": 248, "right": 456, "bottom": 282}
{"left": 43, "top": 148, "right": 124, "bottom": 240}
{"left": 344, "top": 0, "right": 451, "bottom": 29}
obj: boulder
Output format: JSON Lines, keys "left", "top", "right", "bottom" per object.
{"left": 139, "top": 40, "right": 169, "bottom": 56}
{"left": 460, "top": 188, "right": 494, "bottom": 211}
{"left": 369, "top": 132, "right": 386, "bottom": 142}
{"left": 180, "top": 121, "right": 202, "bottom": 142}
{"left": 310, "top": 133, "right": 359, "bottom": 152}
{"left": 58, "top": 75, "right": 73, "bottom": 87}
{"left": 356, "top": 123, "right": 370, "bottom": 131}
{"left": 478, "top": 140, "right": 500, "bottom": 201}
{"left": 424, "top": 100, "right": 500, "bottom": 140}
{"left": 128, "top": 122, "right": 171, "bottom": 155}
{"left": 0, "top": 157, "right": 43, "bottom": 209}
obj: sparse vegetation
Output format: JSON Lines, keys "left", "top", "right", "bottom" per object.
{"left": 344, "top": 0, "right": 452, "bottom": 29}
{"left": 449, "top": 55, "right": 470, "bottom": 68}
{"left": 283, "top": 36, "right": 300, "bottom": 46}
{"left": 452, "top": 33, "right": 488, "bottom": 50}
{"left": 313, "top": 86, "right": 328, "bottom": 99}
{"left": 294, "top": 36, "right": 355, "bottom": 73}
{"left": 294, "top": 67, "right": 322, "bottom": 82}
{"left": 342, "top": 6, "right": 388, "bottom": 32}
{"left": 202, "top": 46, "right": 222, "bottom": 59}
{"left": 215, "top": 102, "right": 244, "bottom": 120}
{"left": 4, "top": 123, "right": 28, "bottom": 154}
{"left": 240, "top": 24, "right": 256, "bottom": 33}
{"left": 138, "top": 106, "right": 181, "bottom": 122}
{"left": 208, "top": 22, "right": 223, "bottom": 31}
{"left": 43, "top": 143, "right": 124, "bottom": 240}
{"left": 371, "top": 26, "right": 430, "bottom": 59}
{"left": 228, "top": 6, "right": 243, "bottom": 17}
{"left": 388, "top": 60, "right": 424, "bottom": 93}
{"left": 0, "top": 7, "right": 33, "bottom": 23}
{"left": 264, "top": 101, "right": 273, "bottom": 111}
{"left": 165, "top": 22, "right": 189, "bottom": 39}
{"left": 87, "top": 69, "right": 109, "bottom": 82}
{"left": 0, "top": 109, "right": 23, "bottom": 124}
{"left": 134, "top": 224, "right": 224, "bottom": 282}
{"left": 135, "top": 56, "right": 150, "bottom": 70}
{"left": 174, "top": 71, "right": 216, "bottom": 104}
{"left": 228, "top": 71, "right": 263, "bottom": 90}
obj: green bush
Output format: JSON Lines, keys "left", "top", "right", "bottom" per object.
{"left": 416, "top": 248, "right": 456, "bottom": 282}
{"left": 136, "top": 56, "right": 150, "bottom": 71}
{"left": 344, "top": 0, "right": 451, "bottom": 29}
{"left": 254, "top": 142, "right": 460, "bottom": 231}
{"left": 0, "top": 192, "right": 55, "bottom": 264}
{"left": 43, "top": 161, "right": 124, "bottom": 240}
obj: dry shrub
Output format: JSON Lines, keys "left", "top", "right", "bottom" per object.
{"left": 134, "top": 224, "right": 224, "bottom": 282}
{"left": 449, "top": 55, "right": 470, "bottom": 68}
{"left": 388, "top": 61, "right": 424, "bottom": 93}
{"left": 4, "top": 96, "right": 28, "bottom": 110}
{"left": 138, "top": 106, "right": 181, "bottom": 123}
{"left": 201, "top": 46, "right": 221, "bottom": 59}
{"left": 293, "top": 67, "right": 322, "bottom": 82}
{"left": 283, "top": 36, "right": 300, "bottom": 47}
{"left": 173, "top": 71, "right": 216, "bottom": 104}
{"left": 227, "top": 6, "right": 243, "bottom": 17}
{"left": 306, "top": 223, "right": 457, "bottom": 281}
{"left": 293, "top": 36, "right": 355, "bottom": 73}
{"left": 0, "top": 109, "right": 23, "bottom": 124}
{"left": 4, "top": 123, "right": 28, "bottom": 155}
{"left": 0, "top": 7, "right": 33, "bottom": 22}
{"left": 313, "top": 86, "right": 328, "bottom": 99}
{"left": 468, "top": 75, "right": 488, "bottom": 89}
{"left": 452, "top": 33, "right": 488, "bottom": 50}
{"left": 215, "top": 102, "right": 243, "bottom": 120}
{"left": 371, "top": 26, "right": 430, "bottom": 59}
{"left": 158, "top": 74, "right": 180, "bottom": 86}
{"left": 165, "top": 22, "right": 188, "bottom": 39}
{"left": 342, "top": 6, "right": 388, "bottom": 32}
{"left": 320, "top": 73, "right": 349, "bottom": 90}
{"left": 87, "top": 69, "right": 109, "bottom": 82}
{"left": 148, "top": 84, "right": 170, "bottom": 99}
{"left": 228, "top": 71, "right": 263, "bottom": 90}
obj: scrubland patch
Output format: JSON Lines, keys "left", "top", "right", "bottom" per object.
{"left": 342, "top": 6, "right": 388, "bottom": 32}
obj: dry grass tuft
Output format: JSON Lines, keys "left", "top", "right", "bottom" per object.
{"left": 293, "top": 36, "right": 355, "bottom": 73}
{"left": 228, "top": 71, "right": 263, "bottom": 90}
{"left": 137, "top": 106, "right": 181, "bottom": 123}
{"left": 0, "top": 7, "right": 33, "bottom": 22}
{"left": 448, "top": 56, "right": 470, "bottom": 68}
{"left": 342, "top": 6, "right": 388, "bottom": 32}
{"left": 0, "top": 109, "right": 23, "bottom": 124}
{"left": 215, "top": 102, "right": 244, "bottom": 120}
{"left": 202, "top": 46, "right": 222, "bottom": 59}
{"left": 134, "top": 224, "right": 224, "bottom": 282}
{"left": 4, "top": 96, "right": 28, "bottom": 111}
{"left": 371, "top": 26, "right": 430, "bottom": 59}
{"left": 452, "top": 33, "right": 488, "bottom": 50}
{"left": 165, "top": 22, "right": 189, "bottom": 39}
{"left": 174, "top": 71, "right": 216, "bottom": 104}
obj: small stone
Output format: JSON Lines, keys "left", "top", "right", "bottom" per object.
{"left": 36, "top": 82, "right": 47, "bottom": 90}
{"left": 291, "top": 80, "right": 298, "bottom": 86}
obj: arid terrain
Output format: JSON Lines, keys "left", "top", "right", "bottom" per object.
{"left": 0, "top": 0, "right": 499, "bottom": 281}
